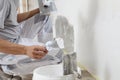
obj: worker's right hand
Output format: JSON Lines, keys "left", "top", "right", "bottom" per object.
{"left": 25, "top": 45, "right": 48, "bottom": 59}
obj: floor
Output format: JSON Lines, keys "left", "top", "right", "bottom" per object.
{"left": 81, "top": 70, "right": 96, "bottom": 80}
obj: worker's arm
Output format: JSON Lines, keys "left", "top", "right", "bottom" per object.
{"left": 17, "top": 8, "right": 40, "bottom": 23}
{"left": 0, "top": 39, "right": 48, "bottom": 59}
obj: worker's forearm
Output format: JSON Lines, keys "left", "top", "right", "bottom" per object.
{"left": 0, "top": 39, "right": 26, "bottom": 55}
{"left": 17, "top": 8, "right": 40, "bottom": 23}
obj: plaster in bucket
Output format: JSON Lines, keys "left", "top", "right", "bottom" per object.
{"left": 33, "top": 64, "right": 77, "bottom": 80}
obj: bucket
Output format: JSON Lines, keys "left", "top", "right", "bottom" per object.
{"left": 33, "top": 64, "right": 76, "bottom": 80}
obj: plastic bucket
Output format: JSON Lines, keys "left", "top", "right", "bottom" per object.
{"left": 33, "top": 64, "right": 75, "bottom": 80}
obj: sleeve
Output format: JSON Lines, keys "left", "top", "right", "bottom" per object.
{"left": 0, "top": 0, "right": 8, "bottom": 29}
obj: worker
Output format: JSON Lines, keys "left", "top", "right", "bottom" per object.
{"left": 0, "top": 0, "right": 48, "bottom": 80}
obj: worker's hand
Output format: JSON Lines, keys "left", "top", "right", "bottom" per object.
{"left": 25, "top": 45, "right": 48, "bottom": 59}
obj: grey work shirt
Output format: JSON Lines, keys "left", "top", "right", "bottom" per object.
{"left": 0, "top": 0, "right": 61, "bottom": 75}
{"left": 0, "top": 0, "right": 20, "bottom": 42}
{"left": 0, "top": 0, "right": 21, "bottom": 75}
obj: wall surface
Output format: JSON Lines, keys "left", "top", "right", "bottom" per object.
{"left": 55, "top": 0, "right": 120, "bottom": 80}
{"left": 55, "top": 0, "right": 98, "bottom": 77}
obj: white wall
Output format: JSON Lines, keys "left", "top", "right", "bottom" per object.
{"left": 56, "top": 0, "right": 120, "bottom": 80}
{"left": 95, "top": 0, "right": 120, "bottom": 80}
{"left": 55, "top": 0, "right": 98, "bottom": 75}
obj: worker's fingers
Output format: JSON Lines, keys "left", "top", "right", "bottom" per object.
{"left": 33, "top": 51, "right": 47, "bottom": 56}
{"left": 35, "top": 46, "right": 46, "bottom": 51}
{"left": 32, "top": 51, "right": 46, "bottom": 59}
{"left": 25, "top": 45, "right": 48, "bottom": 59}
{"left": 34, "top": 46, "right": 48, "bottom": 52}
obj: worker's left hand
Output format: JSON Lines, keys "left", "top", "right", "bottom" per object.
{"left": 24, "top": 45, "right": 48, "bottom": 59}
